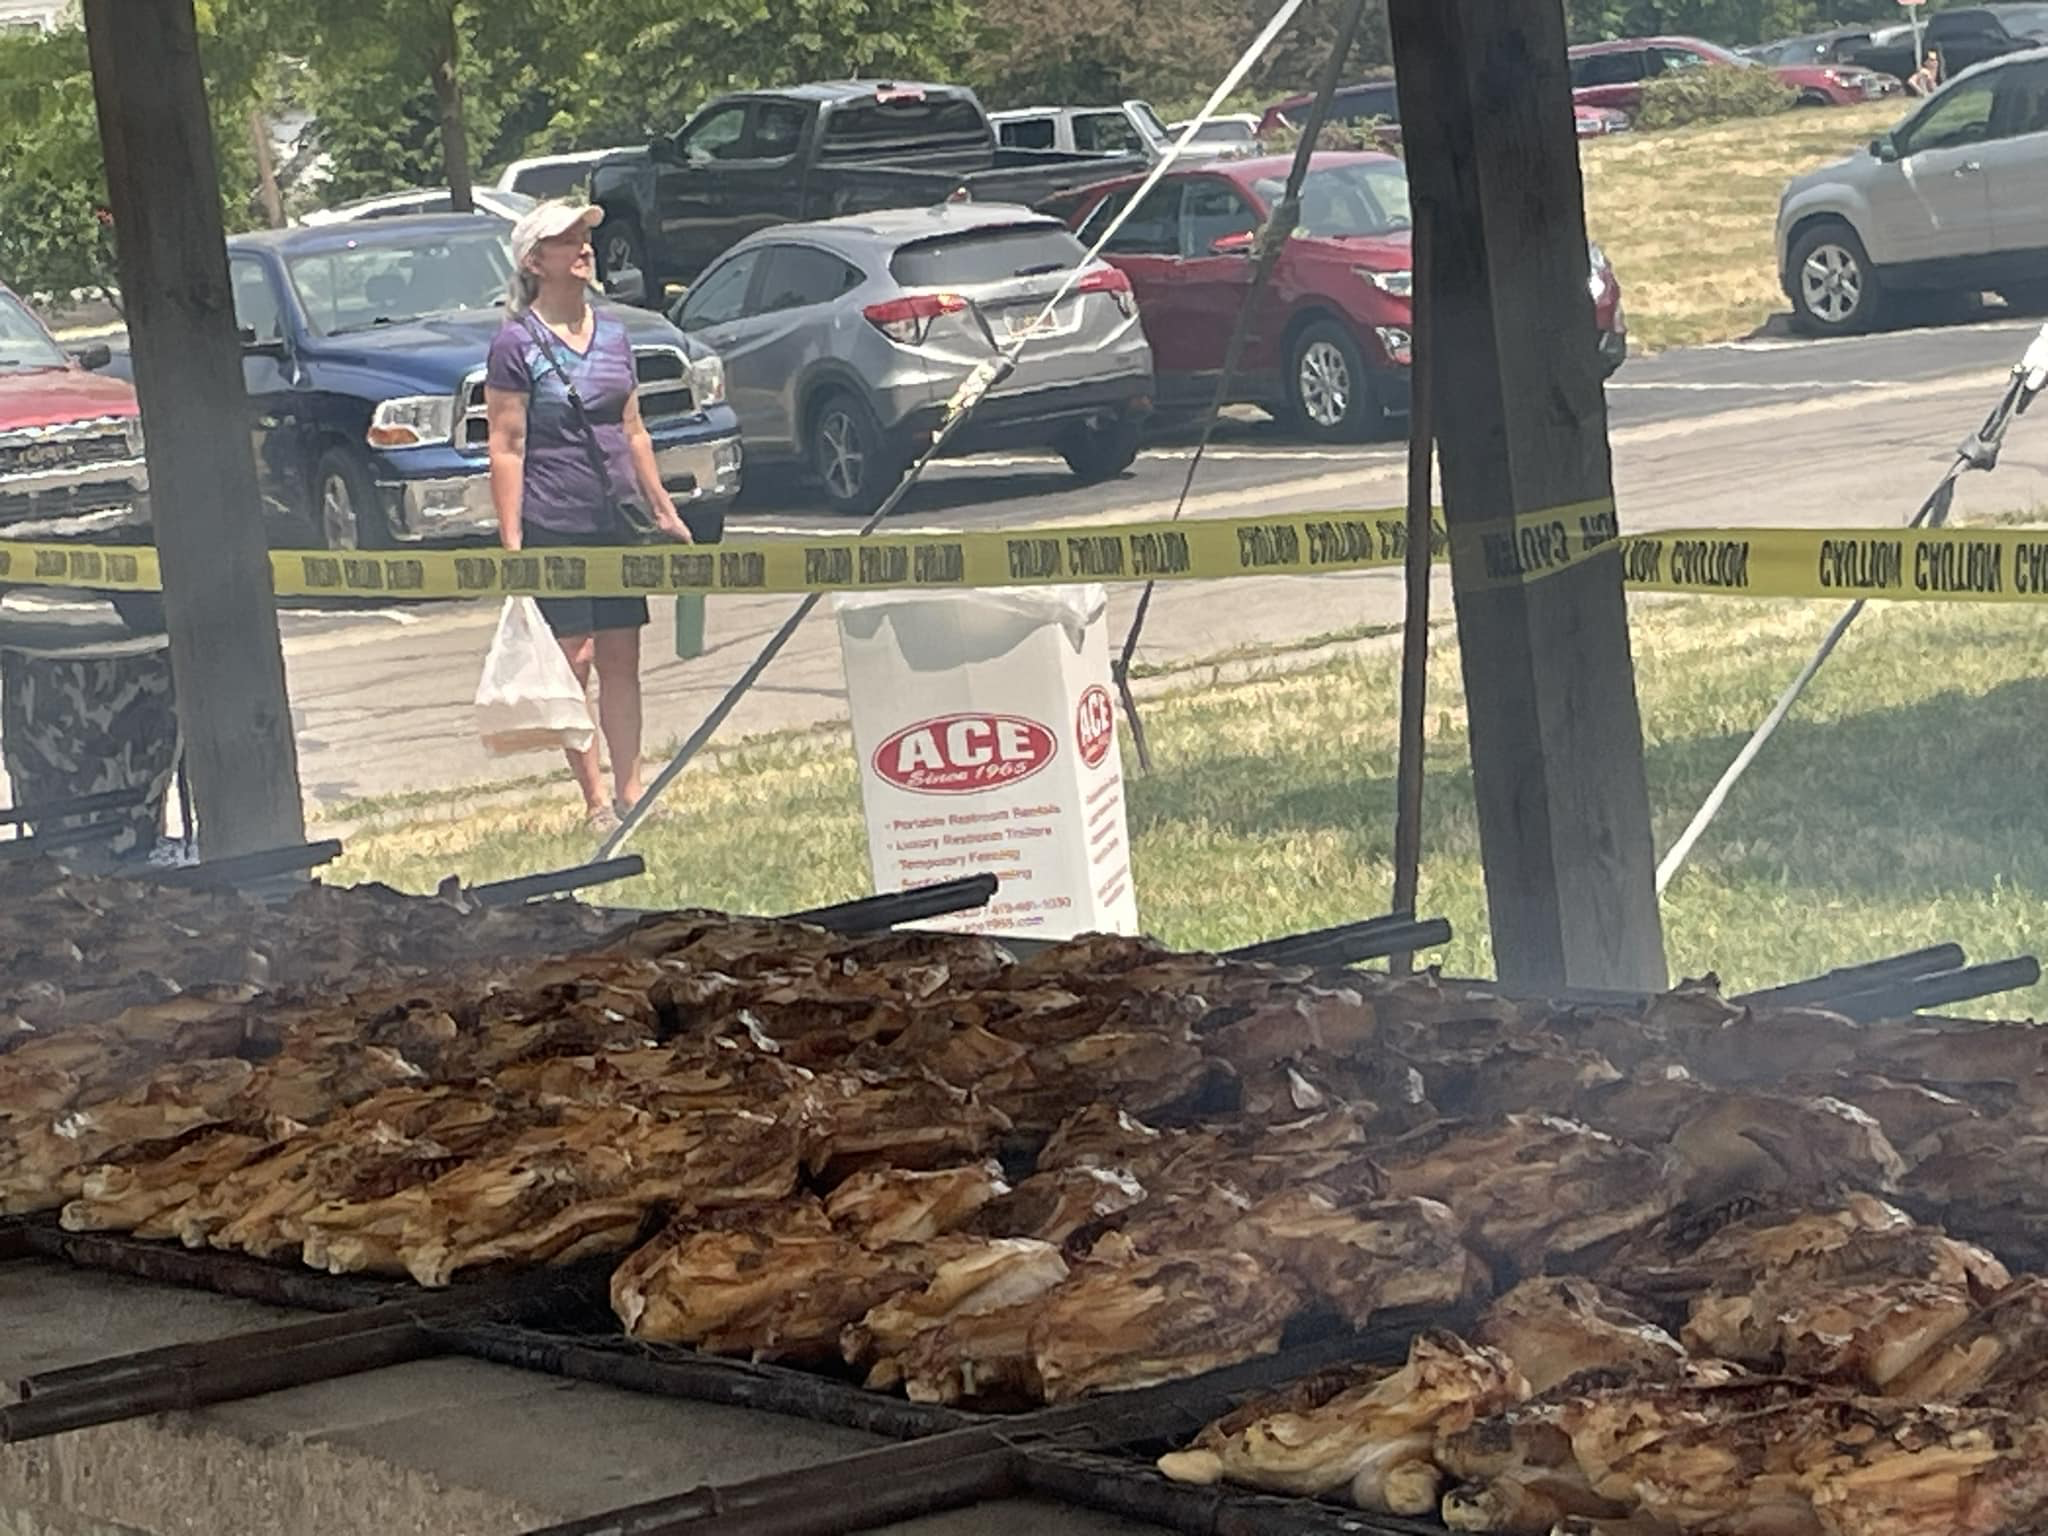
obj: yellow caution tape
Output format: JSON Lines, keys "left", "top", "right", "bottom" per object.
{"left": 3, "top": 502, "right": 2046, "bottom": 604}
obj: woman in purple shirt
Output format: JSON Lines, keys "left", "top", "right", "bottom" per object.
{"left": 485, "top": 200, "right": 691, "bottom": 829}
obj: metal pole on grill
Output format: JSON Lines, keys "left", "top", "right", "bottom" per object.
{"left": 1656, "top": 323, "right": 2048, "bottom": 896}
{"left": 1389, "top": 205, "right": 1437, "bottom": 974}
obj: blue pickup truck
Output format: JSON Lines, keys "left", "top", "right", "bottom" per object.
{"left": 215, "top": 215, "right": 742, "bottom": 548}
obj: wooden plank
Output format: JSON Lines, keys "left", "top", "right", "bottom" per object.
{"left": 82, "top": 0, "right": 305, "bottom": 861}
{"left": 1386, "top": 0, "right": 1665, "bottom": 992}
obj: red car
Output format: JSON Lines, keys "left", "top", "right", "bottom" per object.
{"left": 0, "top": 286, "right": 146, "bottom": 536}
{"left": 1568, "top": 35, "right": 1895, "bottom": 113}
{"left": 0, "top": 282, "right": 151, "bottom": 623}
{"left": 1256, "top": 81, "right": 1630, "bottom": 142}
{"left": 1065, "top": 152, "right": 1626, "bottom": 442}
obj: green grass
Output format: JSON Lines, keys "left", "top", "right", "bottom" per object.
{"left": 331, "top": 596, "right": 2048, "bottom": 1015}
{"left": 1581, "top": 102, "right": 1903, "bottom": 352}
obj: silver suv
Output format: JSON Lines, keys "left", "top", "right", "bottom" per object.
{"left": 671, "top": 204, "right": 1154, "bottom": 516}
{"left": 1776, "top": 47, "right": 2048, "bottom": 334}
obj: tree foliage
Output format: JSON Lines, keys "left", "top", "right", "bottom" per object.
{"left": 0, "top": 21, "right": 257, "bottom": 302}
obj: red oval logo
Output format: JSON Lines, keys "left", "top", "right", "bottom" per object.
{"left": 873, "top": 713, "right": 1057, "bottom": 795}
{"left": 1075, "top": 684, "right": 1114, "bottom": 769}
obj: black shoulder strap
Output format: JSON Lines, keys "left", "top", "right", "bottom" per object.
{"left": 521, "top": 311, "right": 618, "bottom": 517}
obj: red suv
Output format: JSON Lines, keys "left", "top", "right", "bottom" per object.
{"left": 1065, "top": 152, "right": 1626, "bottom": 441}
{"left": 1568, "top": 36, "right": 1895, "bottom": 113}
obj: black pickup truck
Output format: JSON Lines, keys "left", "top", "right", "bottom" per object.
{"left": 588, "top": 81, "right": 1147, "bottom": 301}
{"left": 1855, "top": 7, "right": 2034, "bottom": 80}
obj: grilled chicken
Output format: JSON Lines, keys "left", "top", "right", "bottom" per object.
{"left": 1239, "top": 1190, "right": 1490, "bottom": 1326}
{"left": 844, "top": 1237, "right": 1069, "bottom": 1390}
{"left": 1663, "top": 1091, "right": 1907, "bottom": 1206}
{"left": 1684, "top": 1277, "right": 1978, "bottom": 1393}
{"left": 60, "top": 1127, "right": 280, "bottom": 1238}
{"left": 1476, "top": 1278, "right": 1685, "bottom": 1394}
{"left": 612, "top": 1198, "right": 935, "bottom": 1360}
{"left": 969, "top": 1165, "right": 1148, "bottom": 1249}
{"left": 823, "top": 1161, "right": 1009, "bottom": 1248}
{"left": 1377, "top": 1115, "right": 1671, "bottom": 1268}
{"left": 1158, "top": 1331, "right": 1526, "bottom": 1514}
{"left": 1031, "top": 1251, "right": 1301, "bottom": 1402}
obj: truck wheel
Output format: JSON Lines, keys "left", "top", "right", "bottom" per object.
{"left": 315, "top": 447, "right": 391, "bottom": 550}
{"left": 109, "top": 591, "right": 167, "bottom": 635}
{"left": 596, "top": 217, "right": 646, "bottom": 291}
{"left": 809, "top": 391, "right": 904, "bottom": 518}
{"left": 1788, "top": 222, "right": 1883, "bottom": 335}
{"left": 1285, "top": 320, "right": 1384, "bottom": 443}
{"left": 1060, "top": 413, "right": 1142, "bottom": 484}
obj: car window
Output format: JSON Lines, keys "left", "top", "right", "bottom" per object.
{"left": 229, "top": 257, "right": 283, "bottom": 341}
{"left": 1334, "top": 84, "right": 1399, "bottom": 123}
{"left": 0, "top": 292, "right": 69, "bottom": 369}
{"left": 821, "top": 96, "right": 988, "bottom": 160}
{"left": 680, "top": 103, "right": 750, "bottom": 163}
{"left": 1074, "top": 111, "right": 1142, "bottom": 154}
{"left": 1903, "top": 76, "right": 2001, "bottom": 152}
{"left": 755, "top": 244, "right": 864, "bottom": 311}
{"left": 1181, "top": 180, "right": 1259, "bottom": 256}
{"left": 998, "top": 117, "right": 1056, "bottom": 149}
{"left": 510, "top": 162, "right": 594, "bottom": 199}
{"left": 1653, "top": 46, "right": 1709, "bottom": 73}
{"left": 287, "top": 233, "right": 509, "bottom": 335}
{"left": 1076, "top": 189, "right": 1130, "bottom": 248}
{"left": 890, "top": 224, "right": 1090, "bottom": 286}
{"left": 677, "top": 250, "right": 761, "bottom": 329}
{"left": 752, "top": 102, "right": 808, "bottom": 160}
{"left": 1571, "top": 51, "right": 1644, "bottom": 87}
{"left": 1995, "top": 58, "right": 2048, "bottom": 135}
{"left": 1104, "top": 182, "right": 1184, "bottom": 255}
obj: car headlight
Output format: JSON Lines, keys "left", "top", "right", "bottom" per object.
{"left": 121, "top": 416, "right": 144, "bottom": 457}
{"left": 1359, "top": 268, "right": 1413, "bottom": 297}
{"left": 690, "top": 351, "right": 726, "bottom": 408}
{"left": 367, "top": 395, "right": 456, "bottom": 448}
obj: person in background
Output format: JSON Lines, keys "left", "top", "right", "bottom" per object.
{"left": 485, "top": 200, "right": 691, "bottom": 831}
{"left": 1907, "top": 49, "right": 1943, "bottom": 97}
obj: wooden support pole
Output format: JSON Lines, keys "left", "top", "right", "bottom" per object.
{"left": 1386, "top": 0, "right": 1665, "bottom": 992}
{"left": 84, "top": 0, "right": 306, "bottom": 860}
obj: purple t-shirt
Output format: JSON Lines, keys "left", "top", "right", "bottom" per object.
{"left": 486, "top": 312, "right": 639, "bottom": 534}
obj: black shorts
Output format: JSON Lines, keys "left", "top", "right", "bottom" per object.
{"left": 520, "top": 523, "right": 650, "bottom": 638}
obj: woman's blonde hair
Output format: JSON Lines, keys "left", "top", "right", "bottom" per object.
{"left": 506, "top": 263, "right": 542, "bottom": 316}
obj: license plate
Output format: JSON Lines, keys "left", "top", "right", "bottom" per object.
{"left": 1005, "top": 305, "right": 1074, "bottom": 339}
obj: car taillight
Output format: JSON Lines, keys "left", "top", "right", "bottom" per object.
{"left": 863, "top": 292, "right": 967, "bottom": 345}
{"left": 1077, "top": 265, "right": 1137, "bottom": 318}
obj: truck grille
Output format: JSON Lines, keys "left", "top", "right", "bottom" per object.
{"left": 0, "top": 482, "right": 141, "bottom": 527}
{"left": 0, "top": 427, "right": 133, "bottom": 477}
{"left": 456, "top": 347, "right": 698, "bottom": 453}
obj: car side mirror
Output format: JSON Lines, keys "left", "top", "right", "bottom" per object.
{"left": 1209, "top": 230, "right": 1257, "bottom": 256}
{"left": 604, "top": 267, "right": 648, "bottom": 306}
{"left": 71, "top": 342, "right": 112, "bottom": 371}
{"left": 649, "top": 134, "right": 679, "bottom": 165}
{"left": 240, "top": 329, "right": 288, "bottom": 359}
{"left": 1871, "top": 135, "right": 1900, "bottom": 162}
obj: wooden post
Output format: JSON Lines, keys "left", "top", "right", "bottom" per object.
{"left": 250, "top": 107, "right": 286, "bottom": 229}
{"left": 84, "top": 0, "right": 306, "bottom": 861}
{"left": 1386, "top": 0, "right": 1665, "bottom": 992}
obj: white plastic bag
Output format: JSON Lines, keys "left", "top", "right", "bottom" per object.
{"left": 474, "top": 597, "right": 596, "bottom": 756}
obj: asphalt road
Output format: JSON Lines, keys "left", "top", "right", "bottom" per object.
{"left": 7, "top": 313, "right": 2046, "bottom": 813}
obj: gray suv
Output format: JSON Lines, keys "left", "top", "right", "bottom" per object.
{"left": 1776, "top": 47, "right": 2048, "bottom": 334}
{"left": 671, "top": 204, "right": 1154, "bottom": 515}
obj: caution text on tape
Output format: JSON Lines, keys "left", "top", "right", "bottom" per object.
{"left": 5, "top": 506, "right": 2048, "bottom": 604}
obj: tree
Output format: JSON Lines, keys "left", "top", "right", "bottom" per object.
{"left": 0, "top": 22, "right": 258, "bottom": 305}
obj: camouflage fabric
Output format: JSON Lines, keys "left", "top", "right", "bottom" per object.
{"left": 1, "top": 640, "right": 177, "bottom": 857}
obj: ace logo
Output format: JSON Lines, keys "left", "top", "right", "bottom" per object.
{"left": 875, "top": 713, "right": 1056, "bottom": 794}
{"left": 1075, "top": 684, "right": 1114, "bottom": 769}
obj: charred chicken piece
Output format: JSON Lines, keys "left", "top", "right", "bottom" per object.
{"left": 843, "top": 1236, "right": 1069, "bottom": 1390}
{"left": 1663, "top": 1090, "right": 1906, "bottom": 1206}
{"left": 1030, "top": 1251, "right": 1302, "bottom": 1402}
{"left": 1376, "top": 1115, "right": 1671, "bottom": 1270}
{"left": 969, "top": 1165, "right": 1148, "bottom": 1250}
{"left": 823, "top": 1161, "right": 1010, "bottom": 1249}
{"left": 1157, "top": 1331, "right": 1526, "bottom": 1515}
{"left": 1476, "top": 1278, "right": 1685, "bottom": 1395}
{"left": 1239, "top": 1190, "right": 1489, "bottom": 1327}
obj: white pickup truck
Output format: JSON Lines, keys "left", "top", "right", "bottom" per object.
{"left": 991, "top": 101, "right": 1248, "bottom": 164}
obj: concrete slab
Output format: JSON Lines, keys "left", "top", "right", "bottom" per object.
{"left": 1, "top": 1262, "right": 1167, "bottom": 1536}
